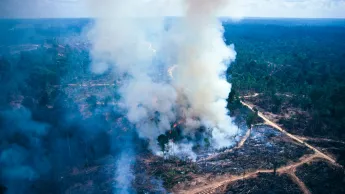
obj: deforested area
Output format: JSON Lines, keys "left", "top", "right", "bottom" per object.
{"left": 1, "top": 1, "right": 345, "bottom": 193}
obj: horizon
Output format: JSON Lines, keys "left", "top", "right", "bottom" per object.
{"left": 1, "top": 17, "right": 345, "bottom": 20}
{"left": 1, "top": 0, "right": 345, "bottom": 19}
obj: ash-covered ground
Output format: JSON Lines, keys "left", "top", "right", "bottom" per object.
{"left": 134, "top": 114, "right": 313, "bottom": 191}
{"left": 49, "top": 114, "right": 313, "bottom": 193}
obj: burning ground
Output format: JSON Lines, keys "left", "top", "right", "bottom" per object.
{"left": 44, "top": 92, "right": 344, "bottom": 194}
{"left": 137, "top": 124, "right": 311, "bottom": 190}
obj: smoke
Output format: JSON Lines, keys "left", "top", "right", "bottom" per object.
{"left": 0, "top": 43, "right": 116, "bottom": 193}
{"left": 111, "top": 115, "right": 137, "bottom": 194}
{"left": 0, "top": 0, "right": 239, "bottom": 192}
{"left": 87, "top": 0, "right": 238, "bottom": 151}
{"left": 114, "top": 152, "right": 135, "bottom": 194}
{"left": 165, "top": 141, "right": 197, "bottom": 161}
{"left": 0, "top": 108, "right": 50, "bottom": 194}
{"left": 171, "top": 0, "right": 238, "bottom": 148}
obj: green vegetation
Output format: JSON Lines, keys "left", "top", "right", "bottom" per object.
{"left": 157, "top": 134, "right": 169, "bottom": 152}
{"left": 246, "top": 108, "right": 258, "bottom": 129}
{"left": 227, "top": 88, "right": 263, "bottom": 128}
{"left": 224, "top": 22, "right": 345, "bottom": 140}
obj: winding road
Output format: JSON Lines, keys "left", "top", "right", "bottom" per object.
{"left": 52, "top": 80, "right": 341, "bottom": 193}
{"left": 176, "top": 97, "right": 341, "bottom": 194}
{"left": 240, "top": 100, "right": 337, "bottom": 164}
{"left": 178, "top": 154, "right": 319, "bottom": 194}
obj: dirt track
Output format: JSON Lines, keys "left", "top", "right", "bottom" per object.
{"left": 174, "top": 98, "right": 341, "bottom": 194}
{"left": 52, "top": 83, "right": 341, "bottom": 193}
{"left": 240, "top": 100, "right": 337, "bottom": 164}
{"left": 176, "top": 153, "right": 322, "bottom": 194}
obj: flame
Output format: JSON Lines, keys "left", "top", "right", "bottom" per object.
{"left": 172, "top": 119, "right": 184, "bottom": 129}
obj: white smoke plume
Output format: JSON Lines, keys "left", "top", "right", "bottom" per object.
{"left": 87, "top": 0, "right": 238, "bottom": 150}
{"left": 164, "top": 141, "right": 197, "bottom": 161}
{"left": 114, "top": 152, "right": 135, "bottom": 194}
{"left": 171, "top": 0, "right": 238, "bottom": 148}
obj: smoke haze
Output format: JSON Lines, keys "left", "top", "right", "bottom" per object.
{"left": 88, "top": 0, "right": 237, "bottom": 150}
{"left": 0, "top": 0, "right": 238, "bottom": 193}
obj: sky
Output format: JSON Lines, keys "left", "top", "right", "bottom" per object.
{"left": 0, "top": 0, "right": 345, "bottom": 19}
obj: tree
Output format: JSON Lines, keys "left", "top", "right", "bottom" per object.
{"left": 227, "top": 88, "right": 236, "bottom": 104}
{"left": 271, "top": 94, "right": 282, "bottom": 114}
{"left": 204, "top": 138, "right": 210, "bottom": 148}
{"left": 246, "top": 109, "right": 258, "bottom": 129}
{"left": 157, "top": 134, "right": 169, "bottom": 153}
{"left": 273, "top": 161, "right": 277, "bottom": 176}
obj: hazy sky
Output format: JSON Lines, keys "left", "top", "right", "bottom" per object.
{"left": 1, "top": 0, "right": 345, "bottom": 18}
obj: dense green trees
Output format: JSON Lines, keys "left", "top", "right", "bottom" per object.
{"left": 158, "top": 134, "right": 169, "bottom": 152}
{"left": 224, "top": 21, "right": 345, "bottom": 140}
{"left": 246, "top": 109, "right": 258, "bottom": 129}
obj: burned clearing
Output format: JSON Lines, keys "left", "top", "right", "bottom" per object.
{"left": 295, "top": 160, "right": 345, "bottom": 194}
{"left": 198, "top": 125, "right": 313, "bottom": 175}
{"left": 137, "top": 96, "right": 344, "bottom": 193}
{"left": 26, "top": 88, "right": 342, "bottom": 194}
{"left": 225, "top": 173, "right": 303, "bottom": 194}
{"left": 136, "top": 124, "right": 313, "bottom": 191}
{"left": 306, "top": 139, "right": 345, "bottom": 167}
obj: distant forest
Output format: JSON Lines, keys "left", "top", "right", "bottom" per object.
{"left": 1, "top": 18, "right": 345, "bottom": 141}
{"left": 224, "top": 20, "right": 345, "bottom": 140}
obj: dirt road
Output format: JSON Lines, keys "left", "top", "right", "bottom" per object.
{"left": 176, "top": 99, "right": 341, "bottom": 194}
{"left": 177, "top": 153, "right": 319, "bottom": 194}
{"left": 240, "top": 100, "right": 337, "bottom": 164}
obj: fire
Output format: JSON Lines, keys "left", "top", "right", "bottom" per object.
{"left": 172, "top": 119, "right": 185, "bottom": 129}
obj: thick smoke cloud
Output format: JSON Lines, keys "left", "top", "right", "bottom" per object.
{"left": 114, "top": 152, "right": 135, "bottom": 194}
{"left": 172, "top": 0, "right": 237, "bottom": 148}
{"left": 0, "top": 108, "right": 50, "bottom": 193}
{"left": 0, "top": 44, "right": 117, "bottom": 193}
{"left": 88, "top": 0, "right": 238, "bottom": 150}
{"left": 0, "top": 0, "right": 238, "bottom": 193}
{"left": 0, "top": 94, "right": 114, "bottom": 193}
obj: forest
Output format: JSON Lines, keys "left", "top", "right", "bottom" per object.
{"left": 224, "top": 19, "right": 345, "bottom": 140}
